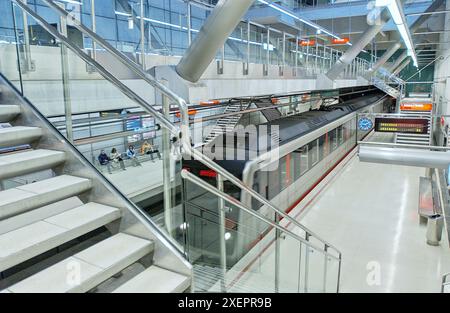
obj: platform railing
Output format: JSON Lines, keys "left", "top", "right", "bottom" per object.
{"left": 8, "top": 0, "right": 342, "bottom": 292}
{"left": 181, "top": 169, "right": 341, "bottom": 293}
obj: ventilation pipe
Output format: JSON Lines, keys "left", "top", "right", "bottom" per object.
{"left": 359, "top": 146, "right": 450, "bottom": 169}
{"left": 369, "top": 0, "right": 444, "bottom": 74}
{"left": 325, "top": 8, "right": 392, "bottom": 81}
{"left": 387, "top": 50, "right": 409, "bottom": 72}
{"left": 176, "top": 0, "right": 255, "bottom": 83}
{"left": 392, "top": 58, "right": 411, "bottom": 75}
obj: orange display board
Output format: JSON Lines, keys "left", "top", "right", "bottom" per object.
{"left": 400, "top": 102, "right": 433, "bottom": 112}
{"left": 175, "top": 109, "right": 197, "bottom": 118}
{"left": 331, "top": 37, "right": 350, "bottom": 45}
{"left": 299, "top": 39, "right": 316, "bottom": 46}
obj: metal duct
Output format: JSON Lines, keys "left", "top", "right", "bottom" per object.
{"left": 359, "top": 146, "right": 450, "bottom": 169}
{"left": 176, "top": 0, "right": 254, "bottom": 82}
{"left": 368, "top": 43, "right": 402, "bottom": 73}
{"left": 325, "top": 8, "right": 391, "bottom": 81}
{"left": 387, "top": 50, "right": 409, "bottom": 72}
{"left": 393, "top": 58, "right": 411, "bottom": 75}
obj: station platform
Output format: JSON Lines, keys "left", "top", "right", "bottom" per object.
{"left": 216, "top": 133, "right": 450, "bottom": 293}
{"left": 298, "top": 154, "right": 450, "bottom": 292}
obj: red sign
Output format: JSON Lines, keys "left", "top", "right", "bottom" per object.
{"left": 331, "top": 37, "right": 350, "bottom": 45}
{"left": 299, "top": 39, "right": 316, "bottom": 47}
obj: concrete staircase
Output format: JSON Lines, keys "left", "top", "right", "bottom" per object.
{"left": 0, "top": 95, "right": 190, "bottom": 293}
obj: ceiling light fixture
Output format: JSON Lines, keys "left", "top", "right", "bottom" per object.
{"left": 257, "top": 0, "right": 344, "bottom": 41}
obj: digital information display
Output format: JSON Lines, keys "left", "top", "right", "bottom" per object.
{"left": 375, "top": 118, "right": 429, "bottom": 134}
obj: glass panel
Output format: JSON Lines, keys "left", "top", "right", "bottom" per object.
{"left": 305, "top": 236, "right": 326, "bottom": 293}
{"left": 300, "top": 145, "right": 309, "bottom": 176}
{"left": 8, "top": 1, "right": 187, "bottom": 254}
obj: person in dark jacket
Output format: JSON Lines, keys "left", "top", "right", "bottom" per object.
{"left": 98, "top": 150, "right": 112, "bottom": 174}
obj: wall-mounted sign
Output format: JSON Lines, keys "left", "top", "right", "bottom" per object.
{"left": 299, "top": 39, "right": 316, "bottom": 47}
{"left": 331, "top": 37, "right": 350, "bottom": 45}
{"left": 400, "top": 102, "right": 433, "bottom": 112}
{"left": 375, "top": 118, "right": 429, "bottom": 134}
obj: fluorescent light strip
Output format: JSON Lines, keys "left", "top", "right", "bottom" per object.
{"left": 115, "top": 11, "right": 266, "bottom": 48}
{"left": 257, "top": 0, "right": 342, "bottom": 40}
{"left": 375, "top": 0, "right": 417, "bottom": 67}
{"left": 59, "top": 0, "right": 83, "bottom": 5}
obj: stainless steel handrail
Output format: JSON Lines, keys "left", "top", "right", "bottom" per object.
{"left": 37, "top": 0, "right": 191, "bottom": 148}
{"left": 181, "top": 169, "right": 340, "bottom": 261}
{"left": 0, "top": 72, "right": 192, "bottom": 271}
{"left": 15, "top": 0, "right": 341, "bottom": 259}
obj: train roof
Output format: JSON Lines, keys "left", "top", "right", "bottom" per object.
{"left": 187, "top": 89, "right": 390, "bottom": 176}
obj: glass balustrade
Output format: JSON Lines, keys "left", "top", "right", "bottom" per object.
{"left": 182, "top": 172, "right": 341, "bottom": 293}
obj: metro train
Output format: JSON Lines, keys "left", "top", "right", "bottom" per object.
{"left": 182, "top": 87, "right": 394, "bottom": 267}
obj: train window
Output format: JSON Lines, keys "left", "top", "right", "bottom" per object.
{"left": 268, "top": 167, "right": 280, "bottom": 200}
{"left": 279, "top": 156, "right": 291, "bottom": 190}
{"left": 320, "top": 133, "right": 329, "bottom": 159}
{"left": 300, "top": 145, "right": 309, "bottom": 176}
{"left": 309, "top": 139, "right": 320, "bottom": 166}
{"left": 292, "top": 150, "right": 301, "bottom": 180}
{"left": 330, "top": 129, "right": 338, "bottom": 151}
{"left": 338, "top": 126, "right": 344, "bottom": 145}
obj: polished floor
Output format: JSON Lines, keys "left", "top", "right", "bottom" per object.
{"left": 298, "top": 156, "right": 450, "bottom": 292}
{"left": 228, "top": 148, "right": 450, "bottom": 293}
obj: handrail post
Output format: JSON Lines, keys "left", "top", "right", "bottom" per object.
{"left": 304, "top": 232, "right": 310, "bottom": 293}
{"left": 161, "top": 79, "right": 173, "bottom": 235}
{"left": 140, "top": 0, "right": 146, "bottom": 70}
{"left": 336, "top": 252, "right": 342, "bottom": 293}
{"left": 57, "top": 1, "right": 73, "bottom": 143}
{"left": 217, "top": 174, "right": 228, "bottom": 293}
{"left": 323, "top": 244, "right": 328, "bottom": 293}
{"left": 275, "top": 212, "right": 281, "bottom": 293}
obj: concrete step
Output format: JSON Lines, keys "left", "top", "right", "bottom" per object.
{"left": 0, "top": 202, "right": 121, "bottom": 272}
{"left": 0, "top": 197, "right": 83, "bottom": 235}
{"left": 113, "top": 266, "right": 190, "bottom": 293}
{"left": 0, "top": 105, "right": 20, "bottom": 123}
{"left": 0, "top": 175, "right": 92, "bottom": 220}
{"left": 3, "top": 233, "right": 154, "bottom": 293}
{"left": 0, "top": 126, "right": 43, "bottom": 148}
{"left": 0, "top": 149, "right": 66, "bottom": 180}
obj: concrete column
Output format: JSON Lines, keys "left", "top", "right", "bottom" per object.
{"left": 176, "top": 0, "right": 254, "bottom": 82}
{"left": 325, "top": 8, "right": 391, "bottom": 81}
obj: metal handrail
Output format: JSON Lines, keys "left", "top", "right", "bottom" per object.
{"left": 181, "top": 169, "right": 340, "bottom": 260}
{"left": 37, "top": 0, "right": 191, "bottom": 148}
{"left": 358, "top": 141, "right": 450, "bottom": 151}
{"left": 0, "top": 72, "right": 192, "bottom": 271}
{"left": 15, "top": 0, "right": 341, "bottom": 258}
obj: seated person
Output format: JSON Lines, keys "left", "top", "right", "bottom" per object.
{"left": 140, "top": 140, "right": 162, "bottom": 162}
{"left": 127, "top": 145, "right": 142, "bottom": 167}
{"left": 98, "top": 150, "right": 112, "bottom": 174}
{"left": 110, "top": 148, "right": 126, "bottom": 171}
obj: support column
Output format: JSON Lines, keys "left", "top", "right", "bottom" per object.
{"left": 176, "top": 0, "right": 254, "bottom": 82}
{"left": 368, "top": 42, "right": 401, "bottom": 74}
